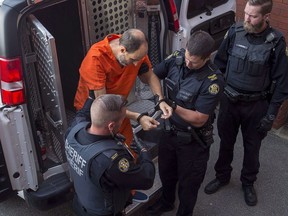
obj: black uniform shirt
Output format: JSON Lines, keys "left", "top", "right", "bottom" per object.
{"left": 66, "top": 99, "right": 155, "bottom": 191}
{"left": 154, "top": 49, "right": 224, "bottom": 126}
{"left": 214, "top": 22, "right": 288, "bottom": 116}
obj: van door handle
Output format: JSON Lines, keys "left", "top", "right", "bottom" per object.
{"left": 45, "top": 111, "right": 62, "bottom": 128}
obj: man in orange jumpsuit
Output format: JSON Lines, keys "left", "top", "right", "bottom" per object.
{"left": 74, "top": 28, "right": 172, "bottom": 202}
{"left": 74, "top": 28, "right": 172, "bottom": 147}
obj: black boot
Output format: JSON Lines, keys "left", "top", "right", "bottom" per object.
{"left": 242, "top": 185, "right": 257, "bottom": 206}
{"left": 146, "top": 199, "right": 174, "bottom": 216}
{"left": 204, "top": 178, "right": 229, "bottom": 194}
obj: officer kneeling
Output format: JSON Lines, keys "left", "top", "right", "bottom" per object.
{"left": 65, "top": 94, "right": 155, "bottom": 216}
{"left": 146, "top": 30, "right": 224, "bottom": 216}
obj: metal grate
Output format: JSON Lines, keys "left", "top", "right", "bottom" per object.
{"left": 148, "top": 13, "right": 161, "bottom": 67}
{"left": 29, "top": 15, "right": 67, "bottom": 163}
{"left": 21, "top": 23, "right": 43, "bottom": 121}
{"left": 84, "top": 0, "right": 133, "bottom": 44}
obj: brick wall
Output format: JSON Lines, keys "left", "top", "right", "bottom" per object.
{"left": 235, "top": 0, "right": 288, "bottom": 41}
{"left": 235, "top": 0, "right": 288, "bottom": 129}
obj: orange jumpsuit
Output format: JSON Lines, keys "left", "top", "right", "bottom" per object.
{"left": 74, "top": 34, "right": 152, "bottom": 146}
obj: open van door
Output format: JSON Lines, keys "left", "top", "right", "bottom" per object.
{"left": 168, "top": 0, "right": 236, "bottom": 53}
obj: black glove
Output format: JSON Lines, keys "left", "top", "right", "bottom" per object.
{"left": 130, "top": 135, "right": 148, "bottom": 155}
{"left": 257, "top": 115, "right": 275, "bottom": 134}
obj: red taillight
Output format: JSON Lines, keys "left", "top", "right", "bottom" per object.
{"left": 0, "top": 57, "right": 25, "bottom": 105}
{"left": 168, "top": 0, "right": 180, "bottom": 33}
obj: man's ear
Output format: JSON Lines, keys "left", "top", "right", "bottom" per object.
{"left": 264, "top": 13, "right": 271, "bottom": 21}
{"left": 120, "top": 45, "right": 126, "bottom": 53}
{"left": 107, "top": 121, "right": 115, "bottom": 132}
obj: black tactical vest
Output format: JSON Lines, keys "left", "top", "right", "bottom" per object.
{"left": 165, "top": 51, "right": 221, "bottom": 129}
{"left": 65, "top": 122, "right": 130, "bottom": 215}
{"left": 226, "top": 24, "right": 280, "bottom": 92}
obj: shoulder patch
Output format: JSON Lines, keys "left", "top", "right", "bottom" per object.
{"left": 118, "top": 158, "right": 130, "bottom": 172}
{"left": 208, "top": 83, "right": 220, "bottom": 95}
{"left": 208, "top": 74, "right": 217, "bottom": 81}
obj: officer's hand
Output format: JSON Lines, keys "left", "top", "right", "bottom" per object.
{"left": 257, "top": 115, "right": 274, "bottom": 134}
{"left": 138, "top": 115, "right": 160, "bottom": 130}
{"left": 158, "top": 100, "right": 173, "bottom": 119}
{"left": 155, "top": 98, "right": 175, "bottom": 118}
{"left": 130, "top": 136, "right": 148, "bottom": 155}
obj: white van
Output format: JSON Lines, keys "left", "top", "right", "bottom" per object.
{"left": 0, "top": 0, "right": 236, "bottom": 213}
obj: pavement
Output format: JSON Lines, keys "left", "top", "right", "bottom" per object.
{"left": 164, "top": 126, "right": 288, "bottom": 216}
{"left": 1, "top": 125, "right": 288, "bottom": 216}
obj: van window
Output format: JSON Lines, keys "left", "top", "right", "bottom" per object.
{"left": 187, "top": 0, "right": 229, "bottom": 18}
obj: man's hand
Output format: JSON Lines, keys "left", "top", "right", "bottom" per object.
{"left": 154, "top": 97, "right": 174, "bottom": 119}
{"left": 257, "top": 115, "right": 275, "bottom": 134}
{"left": 158, "top": 100, "right": 173, "bottom": 119}
{"left": 138, "top": 114, "right": 160, "bottom": 130}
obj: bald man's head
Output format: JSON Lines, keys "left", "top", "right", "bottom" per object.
{"left": 119, "top": 28, "right": 148, "bottom": 53}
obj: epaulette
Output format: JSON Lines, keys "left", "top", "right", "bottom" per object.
{"left": 165, "top": 48, "right": 185, "bottom": 60}
{"left": 165, "top": 50, "right": 180, "bottom": 60}
{"left": 102, "top": 149, "right": 119, "bottom": 161}
{"left": 207, "top": 74, "right": 218, "bottom": 81}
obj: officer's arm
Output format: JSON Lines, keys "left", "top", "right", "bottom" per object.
{"left": 65, "top": 98, "right": 94, "bottom": 138}
{"left": 266, "top": 40, "right": 288, "bottom": 117}
{"left": 258, "top": 40, "right": 288, "bottom": 133}
{"left": 173, "top": 76, "right": 223, "bottom": 128}
{"left": 175, "top": 107, "right": 209, "bottom": 128}
{"left": 104, "top": 152, "right": 156, "bottom": 190}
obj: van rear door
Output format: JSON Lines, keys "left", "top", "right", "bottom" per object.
{"left": 27, "top": 14, "right": 68, "bottom": 166}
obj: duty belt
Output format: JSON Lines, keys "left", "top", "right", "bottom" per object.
{"left": 224, "top": 86, "right": 267, "bottom": 102}
{"left": 169, "top": 124, "right": 207, "bottom": 149}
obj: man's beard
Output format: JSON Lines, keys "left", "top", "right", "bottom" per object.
{"left": 116, "top": 55, "right": 127, "bottom": 66}
{"left": 244, "top": 20, "right": 264, "bottom": 33}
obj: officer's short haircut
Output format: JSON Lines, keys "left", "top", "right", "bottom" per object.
{"left": 248, "top": 0, "right": 273, "bottom": 15}
{"left": 91, "top": 94, "right": 127, "bottom": 127}
{"left": 186, "top": 30, "right": 215, "bottom": 60}
{"left": 119, "top": 29, "right": 148, "bottom": 53}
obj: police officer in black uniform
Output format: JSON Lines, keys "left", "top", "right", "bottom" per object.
{"left": 204, "top": 0, "right": 288, "bottom": 207}
{"left": 65, "top": 94, "right": 155, "bottom": 216}
{"left": 146, "top": 31, "right": 224, "bottom": 216}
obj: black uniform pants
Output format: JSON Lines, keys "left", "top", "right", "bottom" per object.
{"left": 73, "top": 196, "right": 123, "bottom": 216}
{"left": 158, "top": 131, "right": 210, "bottom": 216}
{"left": 215, "top": 94, "right": 269, "bottom": 185}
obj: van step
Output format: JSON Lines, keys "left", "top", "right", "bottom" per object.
{"left": 124, "top": 157, "right": 162, "bottom": 215}
{"left": 24, "top": 172, "right": 73, "bottom": 210}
